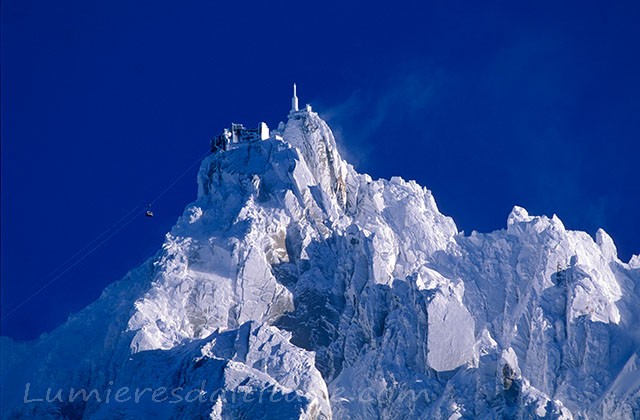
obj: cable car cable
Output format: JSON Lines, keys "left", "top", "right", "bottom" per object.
{"left": 1, "top": 148, "right": 211, "bottom": 321}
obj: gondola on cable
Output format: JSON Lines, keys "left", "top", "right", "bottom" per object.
{"left": 145, "top": 204, "right": 154, "bottom": 218}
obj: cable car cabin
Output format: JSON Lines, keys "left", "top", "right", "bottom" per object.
{"left": 146, "top": 210, "right": 154, "bottom": 217}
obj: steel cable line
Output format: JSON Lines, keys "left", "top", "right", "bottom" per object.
{"left": 1, "top": 148, "right": 212, "bottom": 321}
{"left": 1, "top": 208, "right": 143, "bottom": 320}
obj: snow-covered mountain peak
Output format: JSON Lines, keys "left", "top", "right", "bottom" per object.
{"left": 283, "top": 108, "right": 349, "bottom": 209}
{"left": 506, "top": 205, "right": 567, "bottom": 239}
{"left": 128, "top": 108, "right": 459, "bottom": 355}
{"left": 596, "top": 227, "right": 618, "bottom": 261}
{"left": 630, "top": 254, "right": 640, "bottom": 269}
{"left": 2, "top": 101, "right": 638, "bottom": 419}
{"left": 507, "top": 205, "right": 534, "bottom": 225}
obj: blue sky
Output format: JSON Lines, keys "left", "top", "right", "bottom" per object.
{"left": 2, "top": 1, "right": 639, "bottom": 340}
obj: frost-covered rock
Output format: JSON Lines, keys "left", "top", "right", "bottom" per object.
{"left": 1, "top": 105, "right": 638, "bottom": 419}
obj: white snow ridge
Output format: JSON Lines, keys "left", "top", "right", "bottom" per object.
{"left": 2, "top": 92, "right": 639, "bottom": 419}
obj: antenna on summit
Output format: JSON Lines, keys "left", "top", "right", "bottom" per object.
{"left": 291, "top": 83, "right": 299, "bottom": 113}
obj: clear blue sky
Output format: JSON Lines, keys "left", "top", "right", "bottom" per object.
{"left": 2, "top": 1, "right": 639, "bottom": 340}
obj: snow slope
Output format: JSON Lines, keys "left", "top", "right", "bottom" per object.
{"left": 2, "top": 106, "right": 639, "bottom": 419}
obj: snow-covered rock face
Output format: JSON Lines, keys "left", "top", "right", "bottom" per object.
{"left": 2, "top": 108, "right": 639, "bottom": 419}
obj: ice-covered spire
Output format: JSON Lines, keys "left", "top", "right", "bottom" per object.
{"left": 291, "top": 83, "right": 299, "bottom": 113}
